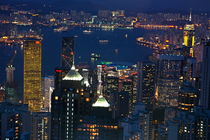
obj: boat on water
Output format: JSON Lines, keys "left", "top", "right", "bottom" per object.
{"left": 83, "top": 30, "right": 92, "bottom": 34}
{"left": 53, "top": 26, "right": 68, "bottom": 32}
{"left": 99, "top": 40, "right": 109, "bottom": 44}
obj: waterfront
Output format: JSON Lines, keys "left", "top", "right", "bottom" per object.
{"left": 0, "top": 27, "right": 152, "bottom": 84}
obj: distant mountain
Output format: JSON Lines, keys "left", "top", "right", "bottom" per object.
{"left": 1, "top": 0, "right": 210, "bottom": 13}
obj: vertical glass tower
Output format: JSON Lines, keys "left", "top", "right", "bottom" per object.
{"left": 23, "top": 39, "right": 42, "bottom": 112}
{"left": 61, "top": 37, "right": 74, "bottom": 70}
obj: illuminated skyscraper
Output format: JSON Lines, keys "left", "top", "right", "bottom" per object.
{"left": 183, "top": 24, "right": 195, "bottom": 57}
{"left": 51, "top": 64, "right": 84, "bottom": 140}
{"left": 61, "top": 37, "right": 74, "bottom": 69}
{"left": 42, "top": 76, "right": 54, "bottom": 112}
{"left": 157, "top": 55, "right": 184, "bottom": 107}
{"left": 178, "top": 82, "right": 198, "bottom": 112}
{"left": 183, "top": 24, "right": 195, "bottom": 47}
{"left": 138, "top": 62, "right": 156, "bottom": 108}
{"left": 23, "top": 39, "right": 42, "bottom": 112}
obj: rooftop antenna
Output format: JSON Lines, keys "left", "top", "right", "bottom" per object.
{"left": 189, "top": 8, "right": 192, "bottom": 22}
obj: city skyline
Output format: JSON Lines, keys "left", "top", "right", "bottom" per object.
{"left": 0, "top": 1, "right": 210, "bottom": 140}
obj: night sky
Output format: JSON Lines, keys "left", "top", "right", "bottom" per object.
{"left": 2, "top": 0, "right": 210, "bottom": 12}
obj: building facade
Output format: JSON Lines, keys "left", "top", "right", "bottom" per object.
{"left": 23, "top": 39, "right": 42, "bottom": 112}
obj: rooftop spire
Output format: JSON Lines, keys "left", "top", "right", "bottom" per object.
{"left": 189, "top": 9, "right": 192, "bottom": 22}
{"left": 62, "top": 50, "right": 83, "bottom": 81}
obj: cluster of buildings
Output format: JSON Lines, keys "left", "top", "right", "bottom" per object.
{"left": 0, "top": 5, "right": 210, "bottom": 140}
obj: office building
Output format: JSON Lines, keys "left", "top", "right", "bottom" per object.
{"left": 23, "top": 39, "right": 42, "bottom": 112}
{"left": 120, "top": 103, "right": 153, "bottom": 140}
{"left": 51, "top": 62, "right": 84, "bottom": 140}
{"left": 0, "top": 102, "right": 31, "bottom": 140}
{"left": 200, "top": 41, "right": 210, "bottom": 109}
{"left": 31, "top": 112, "right": 51, "bottom": 140}
{"left": 183, "top": 24, "right": 195, "bottom": 47}
{"left": 138, "top": 62, "right": 156, "bottom": 108}
{"left": 104, "top": 76, "right": 119, "bottom": 96}
{"left": 167, "top": 107, "right": 210, "bottom": 140}
{"left": 76, "top": 95, "right": 122, "bottom": 140}
{"left": 157, "top": 55, "right": 184, "bottom": 107}
{"left": 112, "top": 92, "right": 129, "bottom": 119}
{"left": 183, "top": 24, "right": 195, "bottom": 57}
{"left": 178, "top": 82, "right": 198, "bottom": 112}
{"left": 61, "top": 37, "right": 74, "bottom": 69}
{"left": 5, "top": 65, "right": 18, "bottom": 103}
{"left": 42, "top": 76, "right": 54, "bottom": 112}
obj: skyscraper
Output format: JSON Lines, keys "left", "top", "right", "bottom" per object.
{"left": 183, "top": 24, "right": 195, "bottom": 47}
{"left": 183, "top": 24, "right": 195, "bottom": 57}
{"left": 138, "top": 62, "right": 156, "bottom": 108}
{"left": 200, "top": 41, "right": 210, "bottom": 109}
{"left": 31, "top": 112, "right": 51, "bottom": 140}
{"left": 61, "top": 37, "right": 74, "bottom": 69}
{"left": 42, "top": 76, "right": 55, "bottom": 112}
{"left": 157, "top": 55, "right": 184, "bottom": 107}
{"left": 5, "top": 65, "right": 18, "bottom": 103}
{"left": 0, "top": 102, "right": 31, "bottom": 140}
{"left": 23, "top": 39, "right": 42, "bottom": 112}
{"left": 178, "top": 82, "right": 198, "bottom": 112}
{"left": 51, "top": 64, "right": 84, "bottom": 140}
{"left": 5, "top": 50, "right": 18, "bottom": 103}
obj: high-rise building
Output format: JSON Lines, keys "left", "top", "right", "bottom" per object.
{"left": 166, "top": 107, "right": 210, "bottom": 140}
{"left": 120, "top": 103, "right": 153, "bottom": 140}
{"left": 42, "top": 76, "right": 54, "bottom": 112}
{"left": 23, "top": 39, "right": 42, "bottom": 112}
{"left": 75, "top": 95, "right": 122, "bottom": 140}
{"left": 5, "top": 65, "right": 18, "bottom": 103}
{"left": 112, "top": 92, "right": 129, "bottom": 119}
{"left": 183, "top": 24, "right": 195, "bottom": 56}
{"left": 104, "top": 76, "right": 119, "bottom": 96}
{"left": 178, "top": 82, "right": 198, "bottom": 112}
{"left": 31, "top": 112, "right": 51, "bottom": 140}
{"left": 122, "top": 80, "right": 134, "bottom": 112}
{"left": 51, "top": 64, "right": 84, "bottom": 140}
{"left": 5, "top": 50, "right": 18, "bottom": 103}
{"left": 0, "top": 102, "right": 31, "bottom": 140}
{"left": 138, "top": 62, "right": 156, "bottom": 108}
{"left": 200, "top": 41, "right": 210, "bottom": 109}
{"left": 183, "top": 24, "right": 195, "bottom": 47}
{"left": 157, "top": 55, "right": 184, "bottom": 107}
{"left": 6, "top": 65, "right": 15, "bottom": 85}
{"left": 61, "top": 37, "right": 74, "bottom": 69}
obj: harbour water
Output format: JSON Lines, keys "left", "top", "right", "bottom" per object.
{"left": 0, "top": 27, "right": 152, "bottom": 85}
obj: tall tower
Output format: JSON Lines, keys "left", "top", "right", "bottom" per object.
{"left": 51, "top": 64, "right": 84, "bottom": 140}
{"left": 183, "top": 24, "right": 195, "bottom": 48}
{"left": 157, "top": 55, "right": 184, "bottom": 107}
{"left": 61, "top": 37, "right": 74, "bottom": 70}
{"left": 200, "top": 41, "right": 210, "bottom": 109}
{"left": 6, "top": 65, "right": 15, "bottom": 85}
{"left": 23, "top": 39, "right": 42, "bottom": 112}
{"left": 138, "top": 62, "right": 156, "bottom": 108}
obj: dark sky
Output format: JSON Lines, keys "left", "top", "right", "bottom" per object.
{"left": 2, "top": 0, "right": 210, "bottom": 12}
{"left": 90, "top": 0, "right": 210, "bottom": 11}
